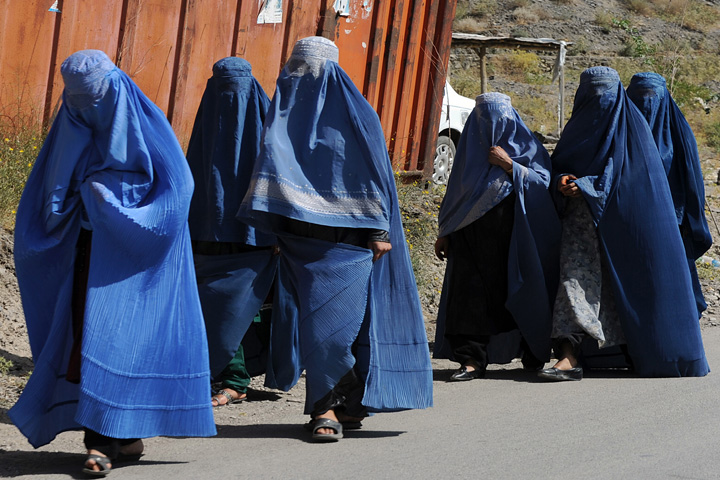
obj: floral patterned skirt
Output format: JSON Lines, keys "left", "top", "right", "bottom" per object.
{"left": 551, "top": 197, "right": 625, "bottom": 348}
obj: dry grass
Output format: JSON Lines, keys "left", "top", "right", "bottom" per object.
{"left": 454, "top": 0, "right": 498, "bottom": 20}
{"left": 493, "top": 51, "right": 548, "bottom": 83}
{"left": 513, "top": 94, "right": 563, "bottom": 134}
{"left": 508, "top": 0, "right": 531, "bottom": 8}
{"left": 594, "top": 11, "right": 615, "bottom": 29}
{"left": 454, "top": 16, "right": 486, "bottom": 33}
{"left": 513, "top": 7, "right": 540, "bottom": 25}
{"left": 621, "top": 0, "right": 720, "bottom": 32}
{"left": 449, "top": 67, "right": 484, "bottom": 99}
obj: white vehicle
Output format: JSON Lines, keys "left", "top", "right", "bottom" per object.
{"left": 432, "top": 81, "right": 476, "bottom": 185}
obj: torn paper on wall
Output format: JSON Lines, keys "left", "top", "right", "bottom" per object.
{"left": 257, "top": 0, "right": 282, "bottom": 24}
{"left": 334, "top": 0, "right": 350, "bottom": 16}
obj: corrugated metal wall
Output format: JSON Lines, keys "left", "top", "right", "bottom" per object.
{"left": 0, "top": 0, "right": 457, "bottom": 178}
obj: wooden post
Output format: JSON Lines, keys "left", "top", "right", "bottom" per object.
{"left": 480, "top": 46, "right": 487, "bottom": 93}
{"left": 558, "top": 46, "right": 566, "bottom": 134}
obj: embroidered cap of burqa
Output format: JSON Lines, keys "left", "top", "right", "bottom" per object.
{"left": 552, "top": 66, "right": 708, "bottom": 377}
{"left": 627, "top": 72, "right": 712, "bottom": 318}
{"left": 186, "top": 57, "right": 277, "bottom": 377}
{"left": 10, "top": 50, "right": 216, "bottom": 447}
{"left": 238, "top": 36, "right": 433, "bottom": 412}
{"left": 434, "top": 92, "right": 560, "bottom": 364}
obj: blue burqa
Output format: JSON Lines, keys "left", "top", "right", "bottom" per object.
{"left": 186, "top": 57, "right": 277, "bottom": 377}
{"left": 433, "top": 92, "right": 560, "bottom": 363}
{"left": 238, "top": 38, "right": 433, "bottom": 413}
{"left": 10, "top": 50, "right": 216, "bottom": 447}
{"left": 552, "top": 66, "right": 709, "bottom": 377}
{"left": 627, "top": 72, "right": 712, "bottom": 318}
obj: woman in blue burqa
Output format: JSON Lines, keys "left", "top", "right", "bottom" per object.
{"left": 538, "top": 66, "right": 709, "bottom": 381}
{"left": 10, "top": 50, "right": 216, "bottom": 475}
{"left": 237, "top": 36, "right": 433, "bottom": 441}
{"left": 186, "top": 57, "right": 277, "bottom": 407}
{"left": 433, "top": 92, "right": 561, "bottom": 380}
{"left": 627, "top": 72, "right": 712, "bottom": 319}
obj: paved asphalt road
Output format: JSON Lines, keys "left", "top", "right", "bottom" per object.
{"left": 3, "top": 328, "right": 720, "bottom": 479}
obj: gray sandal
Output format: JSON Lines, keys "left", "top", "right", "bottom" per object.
{"left": 82, "top": 454, "right": 112, "bottom": 477}
{"left": 311, "top": 418, "right": 343, "bottom": 442}
{"left": 211, "top": 389, "right": 246, "bottom": 407}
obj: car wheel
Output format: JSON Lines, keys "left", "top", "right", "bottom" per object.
{"left": 432, "top": 135, "right": 455, "bottom": 185}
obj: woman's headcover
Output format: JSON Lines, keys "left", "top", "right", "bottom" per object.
{"left": 475, "top": 92, "right": 515, "bottom": 119}
{"left": 284, "top": 36, "right": 339, "bottom": 78}
{"left": 212, "top": 56, "right": 252, "bottom": 78}
{"left": 60, "top": 49, "right": 116, "bottom": 109}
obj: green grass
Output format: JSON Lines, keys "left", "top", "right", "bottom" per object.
{"left": 697, "top": 261, "right": 720, "bottom": 281}
{"left": 705, "top": 121, "right": 720, "bottom": 155}
{"left": 0, "top": 356, "right": 13, "bottom": 375}
{"left": 0, "top": 132, "right": 42, "bottom": 229}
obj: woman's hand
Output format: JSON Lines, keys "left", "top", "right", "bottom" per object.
{"left": 368, "top": 241, "right": 392, "bottom": 262}
{"left": 488, "top": 146, "right": 513, "bottom": 175}
{"left": 434, "top": 236, "right": 449, "bottom": 261}
{"left": 558, "top": 175, "right": 581, "bottom": 197}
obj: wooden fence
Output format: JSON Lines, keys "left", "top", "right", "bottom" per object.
{"left": 0, "top": 0, "right": 457, "bottom": 177}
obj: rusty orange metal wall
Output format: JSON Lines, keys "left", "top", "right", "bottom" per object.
{"left": 0, "top": 0, "right": 457, "bottom": 176}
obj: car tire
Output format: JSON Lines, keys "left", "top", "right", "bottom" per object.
{"left": 432, "top": 135, "right": 456, "bottom": 185}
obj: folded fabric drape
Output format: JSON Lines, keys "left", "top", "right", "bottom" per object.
{"left": 10, "top": 50, "right": 216, "bottom": 447}
{"left": 627, "top": 72, "right": 712, "bottom": 318}
{"left": 434, "top": 92, "right": 560, "bottom": 364}
{"left": 239, "top": 36, "right": 433, "bottom": 412}
{"left": 551, "top": 66, "right": 709, "bottom": 377}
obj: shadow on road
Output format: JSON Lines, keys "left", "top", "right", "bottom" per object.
{"left": 0, "top": 348, "right": 33, "bottom": 377}
{"left": 433, "top": 367, "right": 544, "bottom": 383}
{"left": 0, "top": 450, "right": 187, "bottom": 479}
{"left": 214, "top": 422, "right": 405, "bottom": 443}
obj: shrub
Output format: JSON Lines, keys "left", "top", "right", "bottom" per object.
{"left": 595, "top": 11, "right": 615, "bottom": 30}
{"left": 0, "top": 357, "right": 12, "bottom": 375}
{"left": 454, "top": 16, "right": 485, "bottom": 32}
{"left": 494, "top": 51, "right": 546, "bottom": 84}
{"left": 513, "top": 7, "right": 540, "bottom": 25}
{"left": 706, "top": 122, "right": 720, "bottom": 154}
{"left": 449, "top": 68, "right": 484, "bottom": 98}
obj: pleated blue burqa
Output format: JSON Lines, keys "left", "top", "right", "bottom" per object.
{"left": 627, "top": 72, "right": 712, "bottom": 318}
{"left": 552, "top": 66, "right": 709, "bottom": 377}
{"left": 186, "top": 57, "right": 277, "bottom": 377}
{"left": 433, "top": 92, "right": 560, "bottom": 364}
{"left": 10, "top": 50, "right": 216, "bottom": 448}
{"left": 238, "top": 36, "right": 433, "bottom": 413}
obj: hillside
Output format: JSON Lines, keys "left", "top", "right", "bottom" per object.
{"left": 406, "top": 0, "right": 720, "bottom": 334}
{"left": 448, "top": 0, "right": 720, "bottom": 144}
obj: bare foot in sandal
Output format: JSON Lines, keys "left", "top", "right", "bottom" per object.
{"left": 315, "top": 409, "right": 340, "bottom": 436}
{"left": 83, "top": 449, "right": 112, "bottom": 476}
{"left": 211, "top": 388, "right": 247, "bottom": 407}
